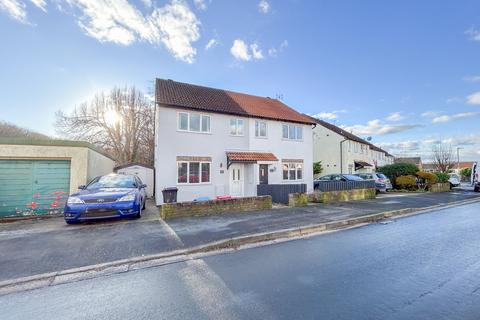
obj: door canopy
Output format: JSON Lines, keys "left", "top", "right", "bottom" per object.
{"left": 226, "top": 151, "right": 278, "bottom": 169}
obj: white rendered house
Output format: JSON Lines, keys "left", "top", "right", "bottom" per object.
{"left": 154, "top": 79, "right": 315, "bottom": 204}
{"left": 310, "top": 117, "right": 394, "bottom": 176}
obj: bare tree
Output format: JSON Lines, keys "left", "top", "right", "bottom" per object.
{"left": 0, "top": 121, "right": 50, "bottom": 140}
{"left": 432, "top": 143, "right": 455, "bottom": 173}
{"left": 55, "top": 86, "right": 154, "bottom": 166}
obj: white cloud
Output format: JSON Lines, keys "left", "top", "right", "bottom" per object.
{"left": 230, "top": 39, "right": 251, "bottom": 61}
{"left": 250, "top": 43, "right": 264, "bottom": 59}
{"left": 467, "top": 91, "right": 480, "bottom": 105}
{"left": 378, "top": 141, "right": 421, "bottom": 151}
{"left": 386, "top": 112, "right": 405, "bottom": 122}
{"left": 205, "top": 38, "right": 217, "bottom": 50}
{"left": 431, "top": 112, "right": 480, "bottom": 123}
{"left": 193, "top": 0, "right": 207, "bottom": 11}
{"left": 230, "top": 39, "right": 264, "bottom": 61}
{"left": 466, "top": 27, "right": 480, "bottom": 41}
{"left": 311, "top": 109, "right": 347, "bottom": 120}
{"left": 0, "top": 0, "right": 201, "bottom": 62}
{"left": 64, "top": 0, "right": 201, "bottom": 63}
{"left": 268, "top": 39, "right": 288, "bottom": 57}
{"left": 343, "top": 119, "right": 422, "bottom": 135}
{"left": 30, "top": 0, "right": 46, "bottom": 12}
{"left": 140, "top": 0, "right": 152, "bottom": 8}
{"left": 421, "top": 111, "right": 442, "bottom": 118}
{"left": 258, "top": 0, "right": 269, "bottom": 13}
{"left": 0, "top": 0, "right": 27, "bottom": 22}
{"left": 463, "top": 75, "right": 480, "bottom": 82}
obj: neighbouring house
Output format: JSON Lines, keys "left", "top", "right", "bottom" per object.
{"left": 395, "top": 157, "right": 423, "bottom": 171}
{"left": 310, "top": 117, "right": 394, "bottom": 176}
{"left": 423, "top": 161, "right": 476, "bottom": 175}
{"left": 0, "top": 138, "right": 115, "bottom": 217}
{"left": 114, "top": 163, "right": 154, "bottom": 198}
{"left": 154, "top": 79, "right": 315, "bottom": 204}
{"left": 368, "top": 144, "right": 395, "bottom": 168}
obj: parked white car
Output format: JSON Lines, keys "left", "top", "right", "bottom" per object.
{"left": 448, "top": 174, "right": 460, "bottom": 188}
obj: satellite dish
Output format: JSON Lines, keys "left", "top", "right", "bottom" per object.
{"left": 365, "top": 136, "right": 372, "bottom": 141}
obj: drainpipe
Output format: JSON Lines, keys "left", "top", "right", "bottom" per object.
{"left": 340, "top": 139, "right": 348, "bottom": 174}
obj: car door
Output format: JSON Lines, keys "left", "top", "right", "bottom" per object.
{"left": 135, "top": 176, "right": 146, "bottom": 204}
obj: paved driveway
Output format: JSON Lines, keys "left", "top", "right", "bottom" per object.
{"left": 0, "top": 189, "right": 479, "bottom": 282}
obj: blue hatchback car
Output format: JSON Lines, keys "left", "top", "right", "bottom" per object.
{"left": 64, "top": 174, "right": 147, "bottom": 224}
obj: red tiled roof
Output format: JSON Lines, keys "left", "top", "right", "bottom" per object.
{"left": 155, "top": 79, "right": 315, "bottom": 125}
{"left": 226, "top": 151, "right": 278, "bottom": 162}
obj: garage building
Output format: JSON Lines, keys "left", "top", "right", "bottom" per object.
{"left": 0, "top": 138, "right": 116, "bottom": 217}
{"left": 114, "top": 163, "right": 154, "bottom": 198}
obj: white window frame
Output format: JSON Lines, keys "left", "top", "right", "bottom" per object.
{"left": 177, "top": 161, "right": 211, "bottom": 185}
{"left": 230, "top": 119, "right": 245, "bottom": 136}
{"left": 255, "top": 120, "right": 268, "bottom": 138}
{"left": 282, "top": 162, "right": 304, "bottom": 181}
{"left": 282, "top": 124, "right": 303, "bottom": 141}
{"left": 177, "top": 112, "right": 211, "bottom": 134}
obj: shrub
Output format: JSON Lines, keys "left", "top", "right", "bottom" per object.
{"left": 313, "top": 161, "right": 323, "bottom": 176}
{"left": 396, "top": 175, "right": 417, "bottom": 190}
{"left": 460, "top": 168, "right": 472, "bottom": 180}
{"left": 378, "top": 163, "right": 419, "bottom": 187}
{"left": 435, "top": 172, "right": 450, "bottom": 183}
{"left": 417, "top": 171, "right": 439, "bottom": 186}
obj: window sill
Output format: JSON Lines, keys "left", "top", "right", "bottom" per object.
{"left": 254, "top": 136, "right": 268, "bottom": 139}
{"left": 281, "top": 138, "right": 304, "bottom": 142}
{"left": 176, "top": 182, "right": 212, "bottom": 186}
{"left": 177, "top": 130, "right": 212, "bottom": 135}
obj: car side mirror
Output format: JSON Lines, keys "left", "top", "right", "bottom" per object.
{"left": 78, "top": 185, "right": 86, "bottom": 190}
{"left": 140, "top": 184, "right": 147, "bottom": 189}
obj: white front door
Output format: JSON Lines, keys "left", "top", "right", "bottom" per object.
{"left": 229, "top": 164, "right": 244, "bottom": 197}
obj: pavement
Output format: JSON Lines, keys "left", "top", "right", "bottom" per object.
{"left": 3, "top": 201, "right": 480, "bottom": 320}
{"left": 0, "top": 189, "right": 479, "bottom": 283}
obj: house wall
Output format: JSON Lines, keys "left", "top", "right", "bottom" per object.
{"left": 313, "top": 125, "right": 384, "bottom": 175}
{"left": 155, "top": 105, "right": 313, "bottom": 204}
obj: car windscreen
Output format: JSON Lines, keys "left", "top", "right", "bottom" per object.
{"left": 87, "top": 175, "right": 137, "bottom": 189}
{"left": 377, "top": 173, "right": 388, "bottom": 179}
{"left": 344, "top": 175, "right": 365, "bottom": 181}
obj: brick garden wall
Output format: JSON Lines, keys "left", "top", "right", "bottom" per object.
{"left": 159, "top": 196, "right": 272, "bottom": 220}
{"left": 309, "top": 188, "right": 376, "bottom": 204}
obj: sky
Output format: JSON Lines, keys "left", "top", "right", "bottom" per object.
{"left": 1, "top": 0, "right": 480, "bottom": 161}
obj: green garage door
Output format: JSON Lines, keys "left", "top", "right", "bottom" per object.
{"left": 0, "top": 160, "right": 71, "bottom": 217}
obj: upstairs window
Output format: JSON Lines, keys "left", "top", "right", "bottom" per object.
{"left": 178, "top": 112, "right": 211, "bottom": 133}
{"left": 282, "top": 124, "right": 303, "bottom": 140}
{"left": 230, "top": 119, "right": 244, "bottom": 136}
{"left": 255, "top": 121, "right": 267, "bottom": 138}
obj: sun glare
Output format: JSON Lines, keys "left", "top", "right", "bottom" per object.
{"left": 104, "top": 109, "right": 120, "bottom": 126}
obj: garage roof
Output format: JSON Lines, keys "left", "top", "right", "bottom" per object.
{"left": 0, "top": 138, "right": 116, "bottom": 161}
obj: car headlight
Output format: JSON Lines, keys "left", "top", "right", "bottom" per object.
{"left": 67, "top": 196, "right": 84, "bottom": 204}
{"left": 117, "top": 193, "right": 136, "bottom": 202}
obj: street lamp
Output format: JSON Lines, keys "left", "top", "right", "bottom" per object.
{"left": 456, "top": 147, "right": 463, "bottom": 174}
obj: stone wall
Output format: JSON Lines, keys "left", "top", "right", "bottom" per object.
{"left": 288, "top": 193, "right": 308, "bottom": 207}
{"left": 159, "top": 196, "right": 272, "bottom": 220}
{"left": 309, "top": 188, "right": 376, "bottom": 204}
{"left": 430, "top": 183, "right": 451, "bottom": 193}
